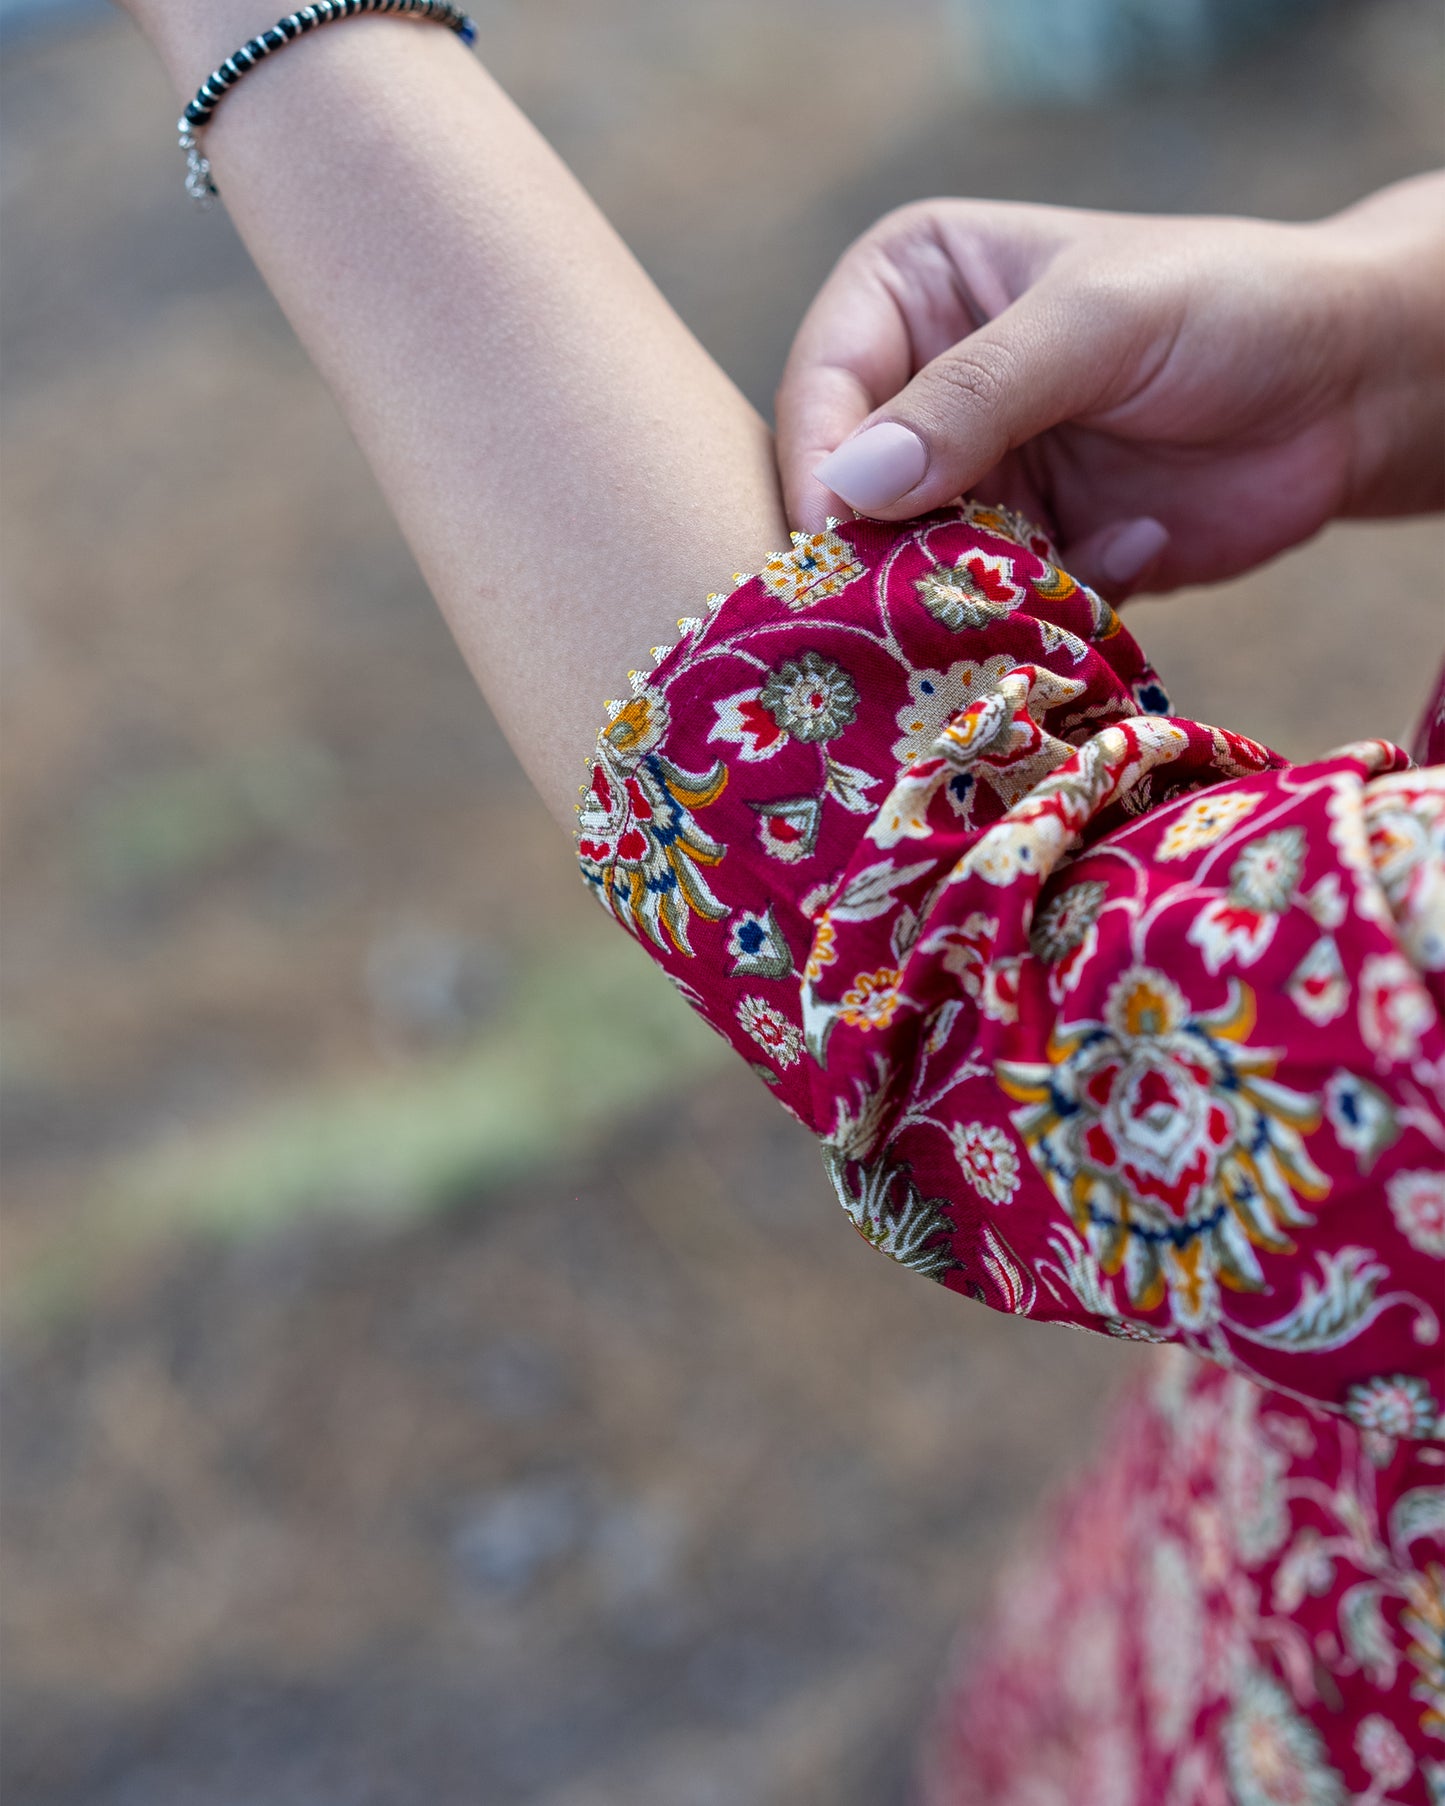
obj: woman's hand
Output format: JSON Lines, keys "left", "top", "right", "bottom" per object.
{"left": 778, "top": 177, "right": 1445, "bottom": 597}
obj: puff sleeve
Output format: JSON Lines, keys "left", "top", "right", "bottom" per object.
{"left": 576, "top": 506, "right": 1445, "bottom": 1440}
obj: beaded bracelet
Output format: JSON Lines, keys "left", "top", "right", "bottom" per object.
{"left": 178, "top": 0, "right": 478, "bottom": 204}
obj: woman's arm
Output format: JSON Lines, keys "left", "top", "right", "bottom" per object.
{"left": 130, "top": 4, "right": 787, "bottom": 825}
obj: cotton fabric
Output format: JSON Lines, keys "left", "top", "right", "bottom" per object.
{"left": 576, "top": 505, "right": 1445, "bottom": 1803}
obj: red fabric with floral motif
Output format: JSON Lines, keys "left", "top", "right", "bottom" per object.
{"left": 576, "top": 505, "right": 1445, "bottom": 1802}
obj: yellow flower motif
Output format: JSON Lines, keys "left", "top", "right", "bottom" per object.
{"left": 958, "top": 500, "right": 1056, "bottom": 561}
{"left": 1158, "top": 789, "right": 1263, "bottom": 862}
{"left": 804, "top": 915, "right": 838, "bottom": 983}
{"left": 839, "top": 967, "right": 903, "bottom": 1030}
{"left": 578, "top": 683, "right": 730, "bottom": 955}
{"left": 998, "top": 966, "right": 1329, "bottom": 1332}
{"left": 603, "top": 692, "right": 665, "bottom": 761}
{"left": 759, "top": 530, "right": 864, "bottom": 610}
{"left": 959, "top": 502, "right": 1031, "bottom": 546}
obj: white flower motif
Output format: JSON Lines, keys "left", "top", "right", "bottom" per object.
{"left": 1364, "top": 776, "right": 1445, "bottom": 970}
{"left": 1359, "top": 951, "right": 1434, "bottom": 1063}
{"left": 1188, "top": 895, "right": 1278, "bottom": 975}
{"left": 736, "top": 995, "right": 802, "bottom": 1069}
{"left": 1187, "top": 829, "right": 1306, "bottom": 975}
{"left": 758, "top": 529, "right": 864, "bottom": 609}
{"left": 1387, "top": 1168, "right": 1445, "bottom": 1258}
{"left": 1230, "top": 826, "right": 1306, "bottom": 912}
{"left": 950, "top": 1121, "right": 1021, "bottom": 1204}
{"left": 1344, "top": 1373, "right": 1439, "bottom": 1441}
{"left": 1032, "top": 878, "right": 1107, "bottom": 961}
{"left": 1157, "top": 789, "right": 1262, "bottom": 861}
{"left": 889, "top": 654, "right": 1014, "bottom": 768}
{"left": 1355, "top": 1714, "right": 1414, "bottom": 1789}
{"left": 709, "top": 688, "right": 788, "bottom": 762}
{"left": 1222, "top": 1665, "right": 1346, "bottom": 1806}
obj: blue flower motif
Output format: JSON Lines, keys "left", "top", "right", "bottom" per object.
{"left": 1134, "top": 679, "right": 1172, "bottom": 715}
{"left": 727, "top": 907, "right": 793, "bottom": 980}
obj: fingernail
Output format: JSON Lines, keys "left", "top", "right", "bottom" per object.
{"left": 1100, "top": 517, "right": 1169, "bottom": 588}
{"left": 813, "top": 423, "right": 928, "bottom": 514}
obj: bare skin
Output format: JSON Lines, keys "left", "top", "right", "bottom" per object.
{"left": 127, "top": 2, "right": 788, "bottom": 827}
{"left": 121, "top": 4, "right": 1443, "bottom": 831}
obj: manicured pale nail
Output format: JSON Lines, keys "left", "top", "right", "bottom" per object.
{"left": 813, "top": 423, "right": 928, "bottom": 514}
{"left": 1101, "top": 517, "right": 1169, "bottom": 588}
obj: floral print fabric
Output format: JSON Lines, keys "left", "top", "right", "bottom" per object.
{"left": 576, "top": 504, "right": 1445, "bottom": 1801}
{"left": 923, "top": 1353, "right": 1445, "bottom": 1806}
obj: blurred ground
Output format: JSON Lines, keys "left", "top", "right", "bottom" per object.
{"left": 2, "top": 2, "right": 1443, "bottom": 1802}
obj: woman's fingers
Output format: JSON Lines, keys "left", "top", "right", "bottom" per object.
{"left": 775, "top": 236, "right": 923, "bottom": 533}
{"left": 1059, "top": 515, "right": 1171, "bottom": 600}
{"left": 777, "top": 358, "right": 878, "bottom": 533}
{"left": 810, "top": 277, "right": 1148, "bottom": 523}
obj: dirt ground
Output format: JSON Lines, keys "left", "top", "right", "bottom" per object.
{"left": 3, "top": 2, "right": 1443, "bottom": 1801}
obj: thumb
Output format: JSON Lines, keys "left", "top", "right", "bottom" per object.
{"left": 812, "top": 280, "right": 1139, "bottom": 520}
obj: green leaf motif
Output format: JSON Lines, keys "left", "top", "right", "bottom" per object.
{"left": 822, "top": 1147, "right": 956, "bottom": 1281}
{"left": 1234, "top": 1248, "right": 1390, "bottom": 1354}
{"left": 829, "top": 857, "right": 934, "bottom": 924}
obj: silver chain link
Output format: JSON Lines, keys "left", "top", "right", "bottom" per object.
{"left": 177, "top": 125, "right": 216, "bottom": 207}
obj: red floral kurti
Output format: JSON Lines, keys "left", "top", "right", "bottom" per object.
{"left": 575, "top": 505, "right": 1445, "bottom": 1804}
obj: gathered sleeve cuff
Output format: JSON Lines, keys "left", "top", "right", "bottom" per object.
{"left": 576, "top": 505, "right": 1445, "bottom": 1444}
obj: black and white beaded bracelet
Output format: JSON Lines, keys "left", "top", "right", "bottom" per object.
{"left": 178, "top": 0, "right": 478, "bottom": 203}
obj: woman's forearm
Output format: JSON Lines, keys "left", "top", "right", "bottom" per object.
{"left": 131, "top": 6, "right": 787, "bottom": 824}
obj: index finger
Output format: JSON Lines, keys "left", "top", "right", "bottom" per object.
{"left": 774, "top": 239, "right": 916, "bottom": 533}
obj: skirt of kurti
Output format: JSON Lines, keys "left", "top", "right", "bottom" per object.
{"left": 923, "top": 1350, "right": 1443, "bottom": 1806}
